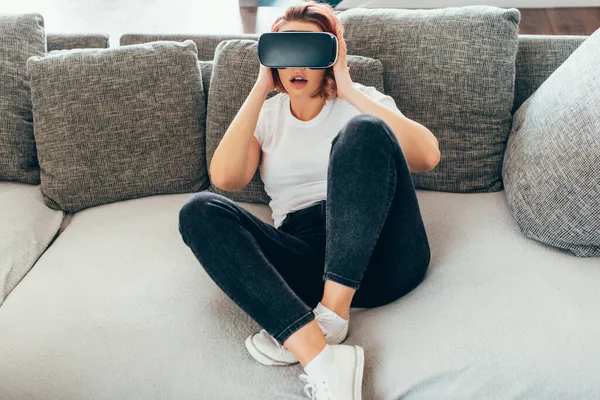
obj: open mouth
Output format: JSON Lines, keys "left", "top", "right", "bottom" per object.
{"left": 290, "top": 74, "right": 308, "bottom": 88}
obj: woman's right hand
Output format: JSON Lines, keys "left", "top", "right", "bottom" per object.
{"left": 256, "top": 64, "right": 275, "bottom": 94}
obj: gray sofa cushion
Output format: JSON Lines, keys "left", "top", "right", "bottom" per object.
{"left": 337, "top": 6, "right": 521, "bottom": 193}
{"left": 198, "top": 61, "right": 213, "bottom": 101}
{"left": 46, "top": 33, "right": 109, "bottom": 52}
{"left": 198, "top": 61, "right": 213, "bottom": 135}
{"left": 46, "top": 33, "right": 110, "bottom": 51}
{"left": 514, "top": 34, "right": 587, "bottom": 114}
{"left": 0, "top": 13, "right": 45, "bottom": 184}
{"left": 205, "top": 39, "right": 385, "bottom": 203}
{"left": 502, "top": 29, "right": 600, "bottom": 257}
{"left": 120, "top": 34, "right": 260, "bottom": 60}
{"left": 26, "top": 40, "right": 207, "bottom": 212}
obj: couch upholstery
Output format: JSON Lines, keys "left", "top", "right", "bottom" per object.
{"left": 120, "top": 33, "right": 260, "bottom": 60}
{"left": 513, "top": 34, "right": 587, "bottom": 113}
{"left": 47, "top": 33, "right": 110, "bottom": 52}
{"left": 0, "top": 13, "right": 45, "bottom": 184}
{"left": 1, "top": 190, "right": 598, "bottom": 399}
{"left": 0, "top": 182, "right": 64, "bottom": 306}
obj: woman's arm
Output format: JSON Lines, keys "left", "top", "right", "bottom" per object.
{"left": 209, "top": 65, "right": 274, "bottom": 190}
{"left": 344, "top": 88, "right": 441, "bottom": 173}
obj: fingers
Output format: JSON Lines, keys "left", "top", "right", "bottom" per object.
{"left": 338, "top": 37, "right": 346, "bottom": 57}
{"left": 337, "top": 36, "right": 347, "bottom": 58}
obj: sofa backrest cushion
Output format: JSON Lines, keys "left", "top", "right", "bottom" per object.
{"left": 198, "top": 61, "right": 213, "bottom": 135}
{"left": 502, "top": 29, "right": 600, "bottom": 257}
{"left": 47, "top": 34, "right": 110, "bottom": 52}
{"left": 26, "top": 40, "right": 207, "bottom": 212}
{"left": 120, "top": 34, "right": 260, "bottom": 60}
{"left": 0, "top": 13, "right": 45, "bottom": 184}
{"left": 205, "top": 39, "right": 386, "bottom": 203}
{"left": 513, "top": 34, "right": 587, "bottom": 114}
{"left": 337, "top": 6, "right": 521, "bottom": 193}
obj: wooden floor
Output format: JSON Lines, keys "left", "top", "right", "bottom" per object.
{"left": 518, "top": 7, "right": 600, "bottom": 35}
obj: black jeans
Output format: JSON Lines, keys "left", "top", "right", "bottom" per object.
{"left": 179, "top": 114, "right": 431, "bottom": 344}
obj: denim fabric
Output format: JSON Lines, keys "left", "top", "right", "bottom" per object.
{"left": 179, "top": 114, "right": 431, "bottom": 344}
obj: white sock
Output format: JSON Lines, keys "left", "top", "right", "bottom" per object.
{"left": 304, "top": 344, "right": 333, "bottom": 379}
{"left": 314, "top": 302, "right": 349, "bottom": 333}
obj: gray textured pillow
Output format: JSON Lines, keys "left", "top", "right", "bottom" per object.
{"left": 502, "top": 29, "right": 600, "bottom": 257}
{"left": 337, "top": 6, "right": 521, "bottom": 193}
{"left": 26, "top": 40, "right": 207, "bottom": 212}
{"left": 205, "top": 39, "right": 385, "bottom": 204}
{"left": 0, "top": 13, "right": 45, "bottom": 184}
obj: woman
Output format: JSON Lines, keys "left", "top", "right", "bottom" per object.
{"left": 179, "top": 2, "right": 439, "bottom": 399}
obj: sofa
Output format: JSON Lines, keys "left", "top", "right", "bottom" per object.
{"left": 1, "top": 7, "right": 599, "bottom": 400}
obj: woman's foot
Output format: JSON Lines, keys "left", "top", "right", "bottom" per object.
{"left": 299, "top": 344, "right": 364, "bottom": 399}
{"left": 245, "top": 303, "right": 349, "bottom": 366}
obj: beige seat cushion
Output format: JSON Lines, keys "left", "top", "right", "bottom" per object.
{"left": 0, "top": 190, "right": 598, "bottom": 399}
{"left": 0, "top": 182, "right": 64, "bottom": 306}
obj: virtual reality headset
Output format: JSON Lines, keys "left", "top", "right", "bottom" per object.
{"left": 258, "top": 31, "right": 338, "bottom": 69}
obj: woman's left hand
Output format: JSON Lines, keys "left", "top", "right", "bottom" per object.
{"left": 333, "top": 27, "right": 354, "bottom": 100}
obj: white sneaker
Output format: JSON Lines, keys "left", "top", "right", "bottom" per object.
{"left": 299, "top": 344, "right": 364, "bottom": 400}
{"left": 245, "top": 308, "right": 349, "bottom": 366}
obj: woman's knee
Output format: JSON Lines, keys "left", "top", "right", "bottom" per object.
{"left": 333, "top": 114, "right": 395, "bottom": 152}
{"left": 178, "top": 191, "right": 230, "bottom": 238}
{"left": 346, "top": 113, "right": 387, "bottom": 131}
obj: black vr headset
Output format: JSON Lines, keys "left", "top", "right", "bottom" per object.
{"left": 258, "top": 31, "right": 338, "bottom": 69}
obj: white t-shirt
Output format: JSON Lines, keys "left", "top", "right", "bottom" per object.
{"left": 253, "top": 82, "right": 403, "bottom": 229}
